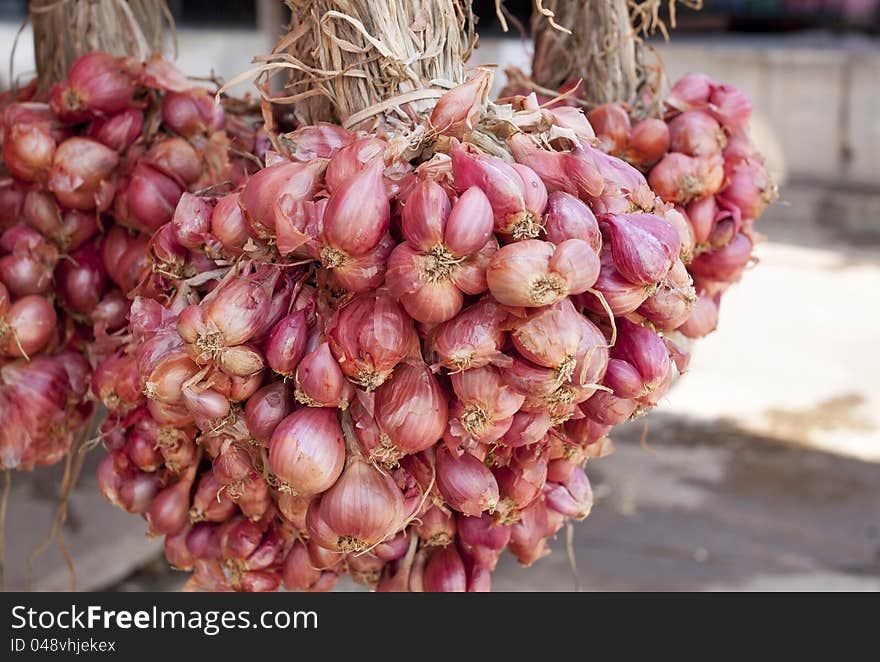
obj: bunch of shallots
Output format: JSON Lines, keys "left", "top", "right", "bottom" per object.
{"left": 87, "top": 64, "right": 752, "bottom": 592}
{"left": 0, "top": 52, "right": 267, "bottom": 470}
{"left": 581, "top": 73, "right": 775, "bottom": 339}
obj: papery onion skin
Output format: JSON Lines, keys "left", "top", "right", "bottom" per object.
{"left": 268, "top": 408, "right": 345, "bottom": 495}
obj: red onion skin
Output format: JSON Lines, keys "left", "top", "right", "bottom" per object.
{"left": 187, "top": 522, "right": 222, "bottom": 561}
{"left": 244, "top": 381, "right": 294, "bottom": 445}
{"left": 326, "top": 292, "right": 415, "bottom": 391}
{"left": 268, "top": 408, "right": 345, "bottom": 495}
{"left": 679, "top": 290, "right": 721, "bottom": 339}
{"left": 668, "top": 111, "right": 725, "bottom": 158}
{"left": 580, "top": 390, "right": 637, "bottom": 426}
{"left": 164, "top": 526, "right": 195, "bottom": 570}
{"left": 121, "top": 164, "right": 184, "bottom": 232}
{"left": 627, "top": 118, "right": 670, "bottom": 168}
{"left": 49, "top": 137, "right": 118, "bottom": 211}
{"left": 603, "top": 213, "right": 680, "bottom": 286}
{"left": 436, "top": 447, "right": 499, "bottom": 517}
{"left": 50, "top": 53, "right": 136, "bottom": 120}
{"left": 146, "top": 477, "right": 192, "bottom": 536}
{"left": 285, "top": 122, "right": 353, "bottom": 161}
{"left": 544, "top": 466, "right": 593, "bottom": 520}
{"left": 649, "top": 152, "right": 724, "bottom": 204}
{"left": 423, "top": 545, "right": 467, "bottom": 592}
{"left": 446, "top": 187, "right": 494, "bottom": 257}
{"left": 508, "top": 132, "right": 575, "bottom": 195}
{"left": 265, "top": 311, "right": 309, "bottom": 377}
{"left": 162, "top": 89, "right": 226, "bottom": 138}
{"left": 613, "top": 318, "right": 671, "bottom": 393}
{"left": 432, "top": 299, "right": 510, "bottom": 372}
{"left": 56, "top": 239, "right": 106, "bottom": 314}
{"left": 689, "top": 232, "right": 753, "bottom": 282}
{"left": 318, "top": 455, "right": 405, "bottom": 551}
{"left": 2, "top": 295, "right": 57, "bottom": 357}
{"left": 588, "top": 103, "right": 631, "bottom": 154}
{"left": 457, "top": 512, "right": 511, "bottom": 552}
{"left": 2, "top": 104, "right": 58, "bottom": 182}
{"left": 401, "top": 179, "right": 450, "bottom": 251}
{"left": 324, "top": 137, "right": 386, "bottom": 193}
{"left": 450, "top": 140, "right": 529, "bottom": 234}
{"left": 429, "top": 69, "right": 490, "bottom": 138}
{"left": 543, "top": 191, "right": 601, "bottom": 252}
{"left": 89, "top": 108, "right": 144, "bottom": 152}
{"left": 239, "top": 160, "right": 325, "bottom": 240}
{"left": 211, "top": 193, "right": 248, "bottom": 255}
{"left": 322, "top": 159, "right": 389, "bottom": 256}
{"left": 282, "top": 541, "right": 323, "bottom": 591}
{"left": 667, "top": 73, "right": 714, "bottom": 112}
{"left": 373, "top": 361, "right": 448, "bottom": 457}
{"left": 709, "top": 84, "right": 752, "bottom": 129}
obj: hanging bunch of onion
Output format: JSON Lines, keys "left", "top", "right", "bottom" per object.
{"left": 571, "top": 74, "right": 775, "bottom": 341}
{"left": 89, "top": 65, "right": 705, "bottom": 592}
{"left": 0, "top": 51, "right": 269, "bottom": 471}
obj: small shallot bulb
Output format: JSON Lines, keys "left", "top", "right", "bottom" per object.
{"left": 268, "top": 408, "right": 345, "bottom": 495}
{"left": 542, "top": 191, "right": 601, "bottom": 252}
{"left": 450, "top": 140, "right": 540, "bottom": 239}
{"left": 487, "top": 239, "right": 599, "bottom": 307}
{"left": 719, "top": 159, "right": 775, "bottom": 221}
{"left": 2, "top": 104, "right": 57, "bottom": 182}
{"left": 162, "top": 89, "right": 226, "bottom": 137}
{"left": 321, "top": 159, "right": 389, "bottom": 260}
{"left": 415, "top": 505, "right": 456, "bottom": 547}
{"left": 612, "top": 318, "right": 671, "bottom": 396}
{"left": 1, "top": 295, "right": 57, "bottom": 357}
{"left": 388, "top": 182, "right": 494, "bottom": 324}
{"left": 265, "top": 311, "right": 308, "bottom": 377}
{"left": 436, "top": 447, "right": 499, "bottom": 517}
{"left": 49, "top": 53, "right": 136, "bottom": 120}
{"left": 325, "top": 135, "right": 386, "bottom": 190}
{"left": 294, "top": 342, "right": 353, "bottom": 409}
{"left": 649, "top": 152, "right": 725, "bottom": 204}
{"left": 679, "top": 290, "right": 720, "bottom": 339}
{"left": 372, "top": 362, "right": 448, "bottom": 464}
{"left": 317, "top": 454, "right": 406, "bottom": 552}
{"left": 603, "top": 213, "right": 681, "bottom": 286}
{"left": 709, "top": 84, "right": 752, "bottom": 129}
{"left": 689, "top": 232, "right": 753, "bottom": 283}
{"left": 588, "top": 103, "right": 631, "bottom": 153}
{"left": 666, "top": 73, "right": 715, "bottom": 112}
{"left": 448, "top": 366, "right": 524, "bottom": 445}
{"left": 48, "top": 138, "right": 118, "bottom": 211}
{"left": 211, "top": 192, "right": 249, "bottom": 255}
{"left": 545, "top": 465, "right": 593, "bottom": 520}
{"left": 508, "top": 132, "right": 574, "bottom": 195}
{"left": 239, "top": 160, "right": 325, "bottom": 240}
{"left": 668, "top": 111, "right": 726, "bottom": 157}
{"left": 244, "top": 381, "right": 294, "bottom": 445}
{"left": 146, "top": 475, "right": 193, "bottom": 536}
{"left": 282, "top": 540, "right": 323, "bottom": 591}
{"left": 88, "top": 108, "right": 144, "bottom": 152}
{"left": 626, "top": 118, "right": 670, "bottom": 168}
{"left": 428, "top": 68, "right": 491, "bottom": 138}
{"left": 423, "top": 545, "right": 467, "bottom": 592}
{"left": 327, "top": 292, "right": 415, "bottom": 391}
{"left": 432, "top": 299, "right": 510, "bottom": 372}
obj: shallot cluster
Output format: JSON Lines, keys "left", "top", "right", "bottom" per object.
{"left": 583, "top": 73, "right": 775, "bottom": 338}
{"left": 90, "top": 67, "right": 737, "bottom": 592}
{"left": 0, "top": 52, "right": 267, "bottom": 470}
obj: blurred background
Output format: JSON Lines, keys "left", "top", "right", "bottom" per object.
{"left": 1, "top": 0, "right": 878, "bottom": 591}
